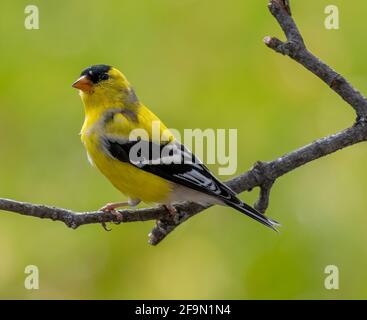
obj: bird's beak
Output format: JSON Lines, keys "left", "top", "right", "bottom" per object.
{"left": 72, "top": 75, "right": 93, "bottom": 92}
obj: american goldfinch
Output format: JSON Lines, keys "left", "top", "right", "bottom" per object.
{"left": 72, "top": 64, "right": 279, "bottom": 230}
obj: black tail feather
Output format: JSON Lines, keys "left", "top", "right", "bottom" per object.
{"left": 225, "top": 199, "right": 280, "bottom": 231}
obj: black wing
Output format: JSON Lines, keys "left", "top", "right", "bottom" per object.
{"left": 104, "top": 137, "right": 279, "bottom": 229}
{"left": 104, "top": 138, "right": 234, "bottom": 200}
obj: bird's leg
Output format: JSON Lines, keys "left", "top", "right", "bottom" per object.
{"left": 100, "top": 198, "right": 141, "bottom": 226}
{"left": 100, "top": 198, "right": 141, "bottom": 212}
{"left": 100, "top": 201, "right": 129, "bottom": 213}
{"left": 164, "top": 204, "right": 177, "bottom": 218}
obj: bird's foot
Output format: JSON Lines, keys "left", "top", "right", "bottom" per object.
{"left": 99, "top": 199, "right": 141, "bottom": 230}
{"left": 100, "top": 202, "right": 127, "bottom": 226}
{"left": 100, "top": 202, "right": 128, "bottom": 213}
{"left": 164, "top": 204, "right": 178, "bottom": 218}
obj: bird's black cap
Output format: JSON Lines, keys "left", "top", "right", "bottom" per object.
{"left": 80, "top": 64, "right": 112, "bottom": 84}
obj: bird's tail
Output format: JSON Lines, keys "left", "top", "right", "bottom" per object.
{"left": 225, "top": 199, "right": 281, "bottom": 231}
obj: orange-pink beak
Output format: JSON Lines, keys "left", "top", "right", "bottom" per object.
{"left": 72, "top": 75, "right": 93, "bottom": 92}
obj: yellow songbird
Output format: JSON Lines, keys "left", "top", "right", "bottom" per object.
{"left": 72, "top": 64, "right": 279, "bottom": 229}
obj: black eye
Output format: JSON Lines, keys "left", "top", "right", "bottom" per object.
{"left": 100, "top": 73, "right": 109, "bottom": 81}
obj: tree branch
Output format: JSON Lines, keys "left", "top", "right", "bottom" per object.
{"left": 1, "top": 0, "right": 367, "bottom": 245}
{"left": 264, "top": 0, "right": 367, "bottom": 120}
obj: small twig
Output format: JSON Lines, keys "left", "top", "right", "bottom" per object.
{"left": 254, "top": 181, "right": 274, "bottom": 214}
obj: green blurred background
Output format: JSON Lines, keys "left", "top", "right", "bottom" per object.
{"left": 1, "top": 0, "right": 367, "bottom": 299}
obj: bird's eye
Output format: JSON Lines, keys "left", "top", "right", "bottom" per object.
{"left": 100, "top": 73, "right": 110, "bottom": 81}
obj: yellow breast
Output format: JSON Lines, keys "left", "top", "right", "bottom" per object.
{"left": 81, "top": 105, "right": 174, "bottom": 203}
